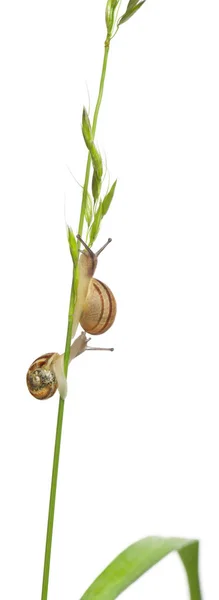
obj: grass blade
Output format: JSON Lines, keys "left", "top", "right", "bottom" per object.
{"left": 118, "top": 1, "right": 146, "bottom": 26}
{"left": 102, "top": 180, "right": 117, "bottom": 216}
{"left": 80, "top": 536, "right": 202, "bottom": 600}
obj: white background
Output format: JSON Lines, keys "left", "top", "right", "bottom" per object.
{"left": 0, "top": 0, "right": 219, "bottom": 598}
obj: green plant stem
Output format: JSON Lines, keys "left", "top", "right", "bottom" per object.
{"left": 78, "top": 37, "right": 110, "bottom": 239}
{"left": 40, "top": 35, "right": 111, "bottom": 600}
{"left": 40, "top": 397, "right": 64, "bottom": 600}
{"left": 41, "top": 274, "right": 75, "bottom": 600}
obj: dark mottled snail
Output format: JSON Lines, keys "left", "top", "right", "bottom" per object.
{"left": 26, "top": 331, "right": 113, "bottom": 400}
{"left": 26, "top": 352, "right": 60, "bottom": 400}
{"left": 26, "top": 332, "right": 89, "bottom": 400}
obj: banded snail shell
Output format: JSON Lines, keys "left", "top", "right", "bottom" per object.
{"left": 79, "top": 278, "right": 117, "bottom": 335}
{"left": 26, "top": 352, "right": 60, "bottom": 400}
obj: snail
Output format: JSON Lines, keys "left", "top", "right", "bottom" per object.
{"left": 27, "top": 236, "right": 116, "bottom": 400}
{"left": 72, "top": 235, "right": 117, "bottom": 339}
{"left": 27, "top": 352, "right": 60, "bottom": 400}
{"left": 26, "top": 332, "right": 88, "bottom": 400}
{"left": 26, "top": 331, "right": 113, "bottom": 400}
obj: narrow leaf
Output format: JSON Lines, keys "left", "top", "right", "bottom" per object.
{"left": 67, "top": 227, "right": 78, "bottom": 266}
{"left": 80, "top": 536, "right": 202, "bottom": 600}
{"left": 118, "top": 1, "right": 146, "bottom": 26}
{"left": 73, "top": 264, "right": 79, "bottom": 298}
{"left": 82, "top": 108, "right": 103, "bottom": 180}
{"left": 127, "top": 0, "right": 141, "bottom": 9}
{"left": 102, "top": 180, "right": 117, "bottom": 216}
{"left": 85, "top": 192, "right": 93, "bottom": 227}
{"left": 92, "top": 171, "right": 102, "bottom": 203}
{"left": 82, "top": 107, "right": 93, "bottom": 150}
{"left": 89, "top": 203, "right": 102, "bottom": 247}
{"left": 90, "top": 143, "right": 103, "bottom": 180}
{"left": 105, "top": 0, "right": 120, "bottom": 36}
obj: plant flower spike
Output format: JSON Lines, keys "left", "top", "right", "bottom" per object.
{"left": 26, "top": 2, "right": 203, "bottom": 600}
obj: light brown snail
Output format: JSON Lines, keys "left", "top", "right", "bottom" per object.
{"left": 26, "top": 331, "right": 113, "bottom": 400}
{"left": 72, "top": 235, "right": 117, "bottom": 339}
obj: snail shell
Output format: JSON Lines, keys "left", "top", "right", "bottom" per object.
{"left": 26, "top": 352, "right": 60, "bottom": 400}
{"left": 80, "top": 278, "right": 116, "bottom": 335}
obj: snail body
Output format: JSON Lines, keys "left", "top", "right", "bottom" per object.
{"left": 72, "top": 236, "right": 117, "bottom": 338}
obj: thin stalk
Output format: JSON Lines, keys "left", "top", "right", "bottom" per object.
{"left": 41, "top": 274, "right": 75, "bottom": 600}
{"left": 78, "top": 37, "right": 110, "bottom": 239}
{"left": 40, "top": 397, "right": 64, "bottom": 600}
{"left": 40, "top": 35, "right": 111, "bottom": 600}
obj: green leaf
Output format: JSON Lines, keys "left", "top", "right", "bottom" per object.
{"left": 73, "top": 263, "right": 79, "bottom": 300}
{"left": 102, "top": 180, "right": 117, "bottom": 216}
{"left": 82, "top": 108, "right": 103, "bottom": 181}
{"left": 85, "top": 192, "right": 93, "bottom": 227}
{"left": 89, "top": 202, "right": 102, "bottom": 247}
{"left": 118, "top": 0, "right": 146, "bottom": 26}
{"left": 80, "top": 536, "right": 202, "bottom": 600}
{"left": 67, "top": 227, "right": 78, "bottom": 266}
{"left": 105, "top": 0, "right": 120, "bottom": 36}
{"left": 82, "top": 107, "right": 93, "bottom": 149}
{"left": 90, "top": 143, "right": 103, "bottom": 180}
{"left": 92, "top": 170, "right": 102, "bottom": 203}
{"left": 127, "top": 0, "right": 141, "bottom": 9}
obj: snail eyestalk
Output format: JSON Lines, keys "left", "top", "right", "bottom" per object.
{"left": 95, "top": 237, "right": 112, "bottom": 256}
{"left": 77, "top": 234, "right": 95, "bottom": 257}
{"left": 76, "top": 234, "right": 112, "bottom": 257}
{"left": 86, "top": 346, "right": 114, "bottom": 351}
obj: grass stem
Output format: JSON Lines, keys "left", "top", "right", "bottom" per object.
{"left": 40, "top": 35, "right": 111, "bottom": 600}
{"left": 78, "top": 38, "right": 110, "bottom": 239}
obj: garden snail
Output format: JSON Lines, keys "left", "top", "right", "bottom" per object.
{"left": 26, "top": 332, "right": 89, "bottom": 400}
{"left": 26, "top": 331, "right": 113, "bottom": 400}
{"left": 72, "top": 235, "right": 117, "bottom": 338}
{"left": 27, "top": 236, "right": 116, "bottom": 400}
{"left": 27, "top": 352, "right": 60, "bottom": 400}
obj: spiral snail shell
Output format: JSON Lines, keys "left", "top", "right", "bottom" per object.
{"left": 80, "top": 278, "right": 116, "bottom": 335}
{"left": 26, "top": 352, "right": 60, "bottom": 400}
{"left": 72, "top": 235, "right": 117, "bottom": 338}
